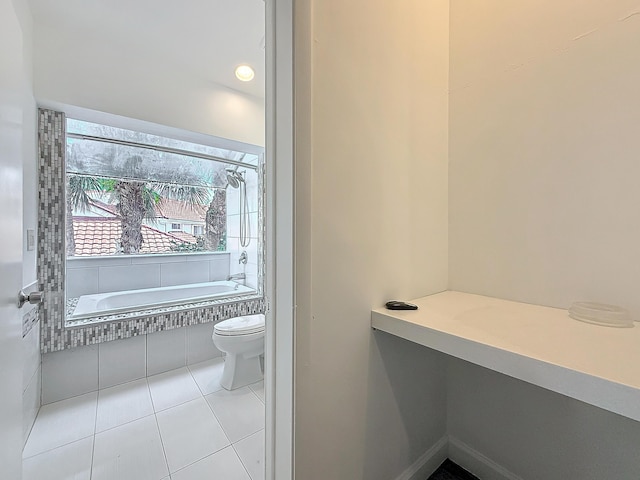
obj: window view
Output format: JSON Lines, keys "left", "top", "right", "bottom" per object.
{"left": 65, "top": 119, "right": 262, "bottom": 322}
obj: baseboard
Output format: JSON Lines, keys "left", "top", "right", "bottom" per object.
{"left": 448, "top": 436, "right": 523, "bottom": 480}
{"left": 394, "top": 435, "right": 449, "bottom": 480}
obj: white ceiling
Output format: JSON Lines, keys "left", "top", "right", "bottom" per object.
{"left": 27, "top": 0, "right": 266, "bottom": 99}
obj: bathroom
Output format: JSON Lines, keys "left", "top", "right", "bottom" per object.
{"left": 4, "top": 1, "right": 640, "bottom": 480}
{"left": 13, "top": 0, "right": 270, "bottom": 479}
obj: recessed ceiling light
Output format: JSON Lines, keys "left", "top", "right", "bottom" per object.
{"left": 235, "top": 65, "right": 255, "bottom": 82}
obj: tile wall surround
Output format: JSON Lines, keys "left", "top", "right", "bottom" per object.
{"left": 227, "top": 165, "right": 265, "bottom": 292}
{"left": 41, "top": 322, "right": 230, "bottom": 405}
{"left": 22, "top": 302, "right": 42, "bottom": 445}
{"left": 66, "top": 252, "right": 231, "bottom": 299}
{"left": 22, "top": 303, "right": 40, "bottom": 338}
{"left": 38, "top": 108, "right": 266, "bottom": 354}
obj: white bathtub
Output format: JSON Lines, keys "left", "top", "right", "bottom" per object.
{"left": 71, "top": 281, "right": 255, "bottom": 319}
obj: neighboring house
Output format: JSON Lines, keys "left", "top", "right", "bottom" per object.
{"left": 154, "top": 198, "right": 207, "bottom": 236}
{"left": 72, "top": 217, "right": 191, "bottom": 255}
{"left": 75, "top": 193, "right": 207, "bottom": 237}
{"left": 168, "top": 230, "right": 199, "bottom": 244}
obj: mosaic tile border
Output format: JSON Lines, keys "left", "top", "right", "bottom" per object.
{"left": 65, "top": 293, "right": 262, "bottom": 327}
{"left": 38, "top": 108, "right": 66, "bottom": 353}
{"left": 22, "top": 306, "right": 40, "bottom": 338}
{"left": 38, "top": 108, "right": 267, "bottom": 354}
{"left": 63, "top": 296, "right": 266, "bottom": 350}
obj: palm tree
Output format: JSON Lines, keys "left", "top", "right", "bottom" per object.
{"left": 66, "top": 172, "right": 210, "bottom": 255}
{"left": 66, "top": 174, "right": 103, "bottom": 256}
{"left": 205, "top": 188, "right": 226, "bottom": 251}
{"left": 110, "top": 178, "right": 209, "bottom": 254}
{"left": 112, "top": 180, "right": 152, "bottom": 254}
{"left": 67, "top": 136, "right": 219, "bottom": 254}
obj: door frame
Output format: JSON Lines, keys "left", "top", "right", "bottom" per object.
{"left": 265, "top": 0, "right": 295, "bottom": 479}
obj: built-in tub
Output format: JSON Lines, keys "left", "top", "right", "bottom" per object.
{"left": 70, "top": 281, "right": 255, "bottom": 319}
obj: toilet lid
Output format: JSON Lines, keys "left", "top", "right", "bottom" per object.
{"left": 214, "top": 314, "right": 265, "bottom": 336}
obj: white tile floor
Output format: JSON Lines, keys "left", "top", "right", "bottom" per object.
{"left": 23, "top": 358, "right": 265, "bottom": 480}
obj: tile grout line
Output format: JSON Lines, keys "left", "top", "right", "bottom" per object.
{"left": 232, "top": 427, "right": 265, "bottom": 445}
{"left": 200, "top": 386, "right": 235, "bottom": 449}
{"left": 186, "top": 357, "right": 226, "bottom": 398}
{"left": 148, "top": 370, "right": 207, "bottom": 414}
{"left": 205, "top": 394, "right": 264, "bottom": 446}
{"left": 231, "top": 440, "right": 255, "bottom": 480}
{"left": 158, "top": 369, "right": 231, "bottom": 477}
{"left": 152, "top": 412, "right": 171, "bottom": 477}
{"left": 89, "top": 390, "right": 98, "bottom": 480}
{"left": 146, "top": 378, "right": 172, "bottom": 478}
{"left": 40, "top": 387, "right": 100, "bottom": 409}
{"left": 192, "top": 361, "right": 265, "bottom": 446}
{"left": 186, "top": 363, "right": 209, "bottom": 397}
{"left": 23, "top": 391, "right": 99, "bottom": 460}
{"left": 94, "top": 377, "right": 155, "bottom": 434}
{"left": 231, "top": 428, "right": 266, "bottom": 480}
{"left": 22, "top": 433, "right": 96, "bottom": 460}
{"left": 95, "top": 411, "right": 157, "bottom": 435}
{"left": 247, "top": 382, "right": 265, "bottom": 405}
{"left": 168, "top": 444, "right": 238, "bottom": 478}
{"left": 23, "top": 402, "right": 44, "bottom": 457}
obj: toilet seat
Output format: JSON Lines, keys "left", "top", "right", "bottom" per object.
{"left": 214, "top": 314, "right": 265, "bottom": 336}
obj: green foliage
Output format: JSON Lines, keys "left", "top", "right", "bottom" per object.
{"left": 67, "top": 174, "right": 103, "bottom": 209}
{"left": 169, "top": 236, "right": 207, "bottom": 252}
{"left": 217, "top": 235, "right": 227, "bottom": 252}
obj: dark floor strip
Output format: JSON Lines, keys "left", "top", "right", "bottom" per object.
{"left": 427, "top": 459, "right": 480, "bottom": 480}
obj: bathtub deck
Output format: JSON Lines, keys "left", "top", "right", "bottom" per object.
{"left": 22, "top": 359, "right": 265, "bottom": 480}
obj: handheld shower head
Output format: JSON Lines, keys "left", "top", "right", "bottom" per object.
{"left": 225, "top": 167, "right": 251, "bottom": 248}
{"left": 226, "top": 168, "right": 244, "bottom": 189}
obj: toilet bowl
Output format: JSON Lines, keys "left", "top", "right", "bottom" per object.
{"left": 212, "top": 314, "right": 265, "bottom": 390}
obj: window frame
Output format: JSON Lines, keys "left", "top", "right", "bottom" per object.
{"left": 61, "top": 114, "right": 266, "bottom": 327}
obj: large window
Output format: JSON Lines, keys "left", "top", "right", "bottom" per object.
{"left": 65, "top": 119, "right": 262, "bottom": 322}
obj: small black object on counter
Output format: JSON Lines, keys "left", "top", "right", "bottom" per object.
{"left": 385, "top": 301, "right": 418, "bottom": 311}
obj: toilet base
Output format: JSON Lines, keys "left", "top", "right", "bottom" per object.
{"left": 221, "top": 353, "right": 263, "bottom": 390}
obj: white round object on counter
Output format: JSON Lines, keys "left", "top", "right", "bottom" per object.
{"left": 569, "top": 302, "right": 633, "bottom": 328}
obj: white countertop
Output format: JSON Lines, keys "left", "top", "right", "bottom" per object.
{"left": 371, "top": 291, "right": 640, "bottom": 422}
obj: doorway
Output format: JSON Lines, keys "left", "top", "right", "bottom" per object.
{"left": 3, "top": 0, "right": 294, "bottom": 479}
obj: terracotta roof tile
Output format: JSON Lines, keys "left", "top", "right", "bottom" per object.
{"left": 72, "top": 217, "right": 196, "bottom": 256}
{"left": 169, "top": 231, "right": 199, "bottom": 243}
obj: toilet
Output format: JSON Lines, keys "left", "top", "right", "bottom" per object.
{"left": 212, "top": 314, "right": 265, "bottom": 390}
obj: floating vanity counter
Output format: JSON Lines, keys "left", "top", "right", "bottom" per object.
{"left": 371, "top": 291, "right": 640, "bottom": 422}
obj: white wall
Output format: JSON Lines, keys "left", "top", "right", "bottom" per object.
{"left": 448, "top": 1, "right": 640, "bottom": 477}
{"left": 294, "top": 1, "right": 450, "bottom": 478}
{"left": 448, "top": 358, "right": 640, "bottom": 479}
{"left": 449, "top": 0, "right": 640, "bottom": 318}
{"left": 31, "top": 22, "right": 264, "bottom": 147}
